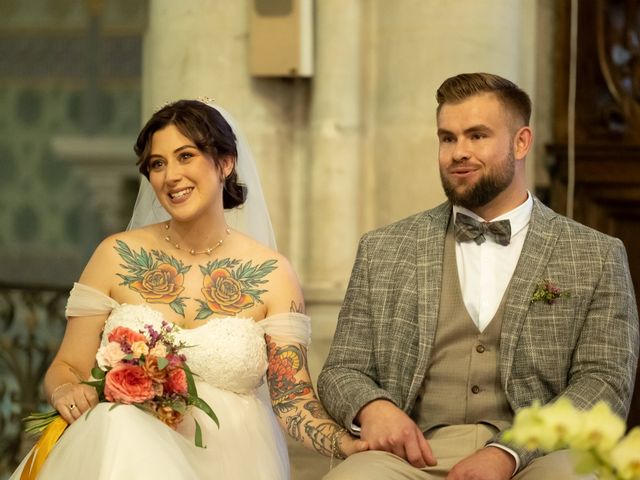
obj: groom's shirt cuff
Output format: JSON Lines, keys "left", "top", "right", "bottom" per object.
{"left": 487, "top": 443, "right": 520, "bottom": 476}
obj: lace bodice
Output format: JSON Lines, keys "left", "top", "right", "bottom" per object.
{"left": 104, "top": 304, "right": 270, "bottom": 393}
{"left": 67, "top": 283, "right": 311, "bottom": 395}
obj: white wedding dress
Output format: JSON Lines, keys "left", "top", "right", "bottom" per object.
{"left": 11, "top": 283, "right": 311, "bottom": 480}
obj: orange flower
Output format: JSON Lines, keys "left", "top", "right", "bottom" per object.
{"left": 166, "top": 368, "right": 188, "bottom": 395}
{"left": 143, "top": 355, "right": 169, "bottom": 384}
{"left": 130, "top": 263, "right": 184, "bottom": 303}
{"left": 104, "top": 364, "right": 155, "bottom": 404}
{"left": 152, "top": 404, "right": 184, "bottom": 430}
{"left": 108, "top": 326, "right": 146, "bottom": 346}
{"left": 202, "top": 268, "right": 254, "bottom": 315}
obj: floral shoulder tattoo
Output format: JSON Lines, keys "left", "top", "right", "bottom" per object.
{"left": 196, "top": 258, "right": 278, "bottom": 319}
{"left": 115, "top": 240, "right": 190, "bottom": 316}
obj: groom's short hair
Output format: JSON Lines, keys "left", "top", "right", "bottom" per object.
{"left": 436, "top": 72, "right": 532, "bottom": 126}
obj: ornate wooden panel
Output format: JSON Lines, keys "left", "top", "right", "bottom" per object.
{"left": 549, "top": 0, "right": 640, "bottom": 429}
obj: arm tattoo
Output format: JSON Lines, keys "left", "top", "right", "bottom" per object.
{"left": 266, "top": 338, "right": 348, "bottom": 457}
{"left": 266, "top": 337, "right": 313, "bottom": 415}
{"left": 196, "top": 258, "right": 278, "bottom": 319}
{"left": 114, "top": 240, "right": 190, "bottom": 316}
{"left": 286, "top": 412, "right": 305, "bottom": 442}
{"left": 304, "top": 421, "right": 342, "bottom": 457}
{"left": 304, "top": 400, "right": 331, "bottom": 419}
{"left": 290, "top": 300, "right": 305, "bottom": 313}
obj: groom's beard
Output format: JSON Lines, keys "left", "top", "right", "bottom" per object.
{"left": 440, "top": 149, "right": 516, "bottom": 210}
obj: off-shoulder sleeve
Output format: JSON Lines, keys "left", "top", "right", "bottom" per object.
{"left": 259, "top": 312, "right": 311, "bottom": 346}
{"left": 65, "top": 282, "right": 120, "bottom": 317}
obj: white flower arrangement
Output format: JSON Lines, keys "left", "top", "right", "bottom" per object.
{"left": 503, "top": 398, "right": 640, "bottom": 480}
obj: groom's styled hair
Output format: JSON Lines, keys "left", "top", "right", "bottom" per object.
{"left": 436, "top": 72, "right": 532, "bottom": 127}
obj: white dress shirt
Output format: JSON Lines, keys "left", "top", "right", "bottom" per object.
{"left": 454, "top": 193, "right": 534, "bottom": 332}
{"left": 453, "top": 192, "right": 533, "bottom": 473}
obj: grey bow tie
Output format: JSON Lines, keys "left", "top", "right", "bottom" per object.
{"left": 454, "top": 212, "right": 511, "bottom": 246}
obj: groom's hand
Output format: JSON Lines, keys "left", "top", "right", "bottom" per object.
{"left": 356, "top": 399, "right": 436, "bottom": 468}
{"left": 446, "top": 446, "right": 515, "bottom": 480}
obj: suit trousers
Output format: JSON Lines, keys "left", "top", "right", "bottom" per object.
{"left": 323, "top": 425, "right": 594, "bottom": 480}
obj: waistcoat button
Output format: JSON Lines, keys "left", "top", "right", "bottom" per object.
{"left": 476, "top": 344, "right": 486, "bottom": 353}
{"left": 471, "top": 385, "right": 480, "bottom": 394}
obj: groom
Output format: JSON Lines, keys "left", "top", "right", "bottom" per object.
{"left": 318, "top": 72, "right": 639, "bottom": 479}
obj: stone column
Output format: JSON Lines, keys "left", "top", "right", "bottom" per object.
{"left": 305, "top": 0, "right": 364, "bottom": 299}
{"left": 371, "top": 0, "right": 540, "bottom": 226}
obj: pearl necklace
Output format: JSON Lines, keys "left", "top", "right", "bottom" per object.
{"left": 163, "top": 222, "right": 230, "bottom": 256}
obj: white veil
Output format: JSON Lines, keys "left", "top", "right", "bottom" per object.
{"left": 126, "top": 103, "right": 277, "bottom": 250}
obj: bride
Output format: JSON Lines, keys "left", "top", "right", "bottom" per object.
{"left": 11, "top": 100, "right": 366, "bottom": 479}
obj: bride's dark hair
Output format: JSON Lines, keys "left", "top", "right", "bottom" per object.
{"left": 134, "top": 100, "right": 246, "bottom": 209}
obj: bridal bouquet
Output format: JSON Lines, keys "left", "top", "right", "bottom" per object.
{"left": 503, "top": 398, "right": 640, "bottom": 480}
{"left": 22, "top": 321, "right": 218, "bottom": 479}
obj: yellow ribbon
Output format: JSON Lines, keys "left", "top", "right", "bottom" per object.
{"left": 20, "top": 416, "right": 68, "bottom": 480}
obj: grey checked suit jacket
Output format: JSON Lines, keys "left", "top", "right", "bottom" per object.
{"left": 318, "top": 198, "right": 639, "bottom": 468}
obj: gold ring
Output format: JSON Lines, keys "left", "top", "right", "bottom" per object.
{"left": 69, "top": 404, "right": 76, "bottom": 411}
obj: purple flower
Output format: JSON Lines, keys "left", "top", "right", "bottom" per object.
{"left": 531, "top": 280, "right": 570, "bottom": 305}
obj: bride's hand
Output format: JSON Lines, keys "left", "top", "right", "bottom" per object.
{"left": 336, "top": 430, "right": 369, "bottom": 458}
{"left": 51, "top": 383, "right": 99, "bottom": 424}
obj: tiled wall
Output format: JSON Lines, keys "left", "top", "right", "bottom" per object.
{"left": 0, "top": 1, "right": 146, "bottom": 477}
{"left": 0, "top": 0, "right": 146, "bottom": 286}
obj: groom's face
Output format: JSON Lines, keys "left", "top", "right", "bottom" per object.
{"left": 436, "top": 92, "right": 518, "bottom": 213}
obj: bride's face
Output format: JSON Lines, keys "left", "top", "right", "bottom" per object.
{"left": 147, "top": 124, "right": 232, "bottom": 222}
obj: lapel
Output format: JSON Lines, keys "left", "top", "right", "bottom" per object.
{"left": 499, "top": 198, "right": 562, "bottom": 388}
{"left": 409, "top": 201, "right": 452, "bottom": 404}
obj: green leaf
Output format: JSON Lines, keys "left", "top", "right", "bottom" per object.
{"left": 183, "top": 363, "right": 198, "bottom": 398}
{"left": 151, "top": 250, "right": 191, "bottom": 276}
{"left": 168, "top": 400, "right": 187, "bottom": 414}
{"left": 140, "top": 248, "right": 155, "bottom": 269}
{"left": 201, "top": 258, "right": 239, "bottom": 276}
{"left": 194, "top": 418, "right": 204, "bottom": 448}
{"left": 170, "top": 297, "right": 187, "bottom": 317}
{"left": 195, "top": 306, "right": 213, "bottom": 321}
{"left": 243, "top": 288, "right": 267, "bottom": 303}
{"left": 234, "top": 259, "right": 278, "bottom": 285}
{"left": 91, "top": 367, "right": 106, "bottom": 379}
{"left": 82, "top": 379, "right": 103, "bottom": 388}
{"left": 23, "top": 410, "right": 60, "bottom": 434}
{"left": 190, "top": 396, "right": 219, "bottom": 428}
{"left": 116, "top": 273, "right": 137, "bottom": 285}
{"left": 114, "top": 240, "right": 136, "bottom": 264}
{"left": 157, "top": 357, "right": 169, "bottom": 370}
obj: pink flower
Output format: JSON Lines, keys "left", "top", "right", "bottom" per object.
{"left": 166, "top": 368, "right": 188, "bottom": 395}
{"left": 104, "top": 364, "right": 155, "bottom": 404}
{"left": 531, "top": 279, "right": 570, "bottom": 305}
{"left": 167, "top": 353, "right": 184, "bottom": 368}
{"left": 108, "top": 326, "right": 146, "bottom": 346}
{"left": 96, "top": 341, "right": 127, "bottom": 369}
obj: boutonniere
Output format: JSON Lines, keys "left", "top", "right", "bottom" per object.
{"left": 530, "top": 279, "right": 570, "bottom": 304}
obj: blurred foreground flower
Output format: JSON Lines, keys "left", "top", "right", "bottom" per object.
{"left": 503, "top": 398, "right": 639, "bottom": 480}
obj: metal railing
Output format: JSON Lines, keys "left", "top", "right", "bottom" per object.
{"left": 0, "top": 282, "right": 69, "bottom": 478}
